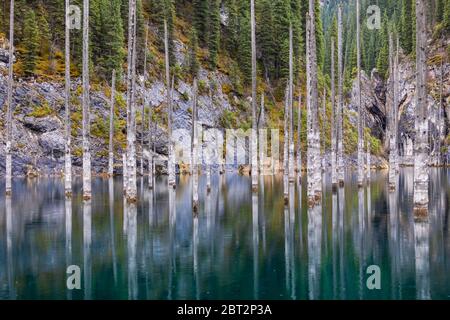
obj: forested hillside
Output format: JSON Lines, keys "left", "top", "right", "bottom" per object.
{"left": 0, "top": 0, "right": 449, "bottom": 176}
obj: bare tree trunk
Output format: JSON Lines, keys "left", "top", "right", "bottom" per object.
{"left": 140, "top": 24, "right": 149, "bottom": 177}
{"left": 126, "top": 0, "right": 138, "bottom": 201}
{"left": 5, "top": 0, "right": 13, "bottom": 196}
{"left": 321, "top": 87, "right": 326, "bottom": 172}
{"left": 331, "top": 38, "right": 337, "bottom": 190}
{"left": 250, "top": 0, "right": 258, "bottom": 192}
{"left": 108, "top": 70, "right": 116, "bottom": 177}
{"left": 296, "top": 92, "right": 302, "bottom": 177}
{"left": 388, "top": 33, "right": 397, "bottom": 191}
{"left": 283, "top": 85, "right": 289, "bottom": 204}
{"left": 437, "top": 59, "right": 443, "bottom": 166}
{"left": 306, "top": 0, "right": 322, "bottom": 206}
{"left": 192, "top": 79, "right": 199, "bottom": 211}
{"left": 288, "top": 25, "right": 295, "bottom": 183}
{"left": 259, "top": 93, "right": 265, "bottom": 174}
{"left": 64, "top": 0, "right": 72, "bottom": 197}
{"left": 123, "top": 153, "right": 128, "bottom": 192}
{"left": 394, "top": 35, "right": 400, "bottom": 174}
{"left": 165, "top": 20, "right": 176, "bottom": 188}
{"left": 337, "top": 4, "right": 345, "bottom": 187}
{"left": 366, "top": 139, "right": 371, "bottom": 180}
{"left": 413, "top": 0, "right": 429, "bottom": 218}
{"left": 356, "top": 0, "right": 364, "bottom": 187}
{"left": 82, "top": 0, "right": 91, "bottom": 200}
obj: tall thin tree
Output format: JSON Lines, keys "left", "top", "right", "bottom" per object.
{"left": 337, "top": 4, "right": 345, "bottom": 187}
{"left": 192, "top": 79, "right": 199, "bottom": 211}
{"left": 288, "top": 25, "right": 295, "bottom": 183}
{"left": 125, "top": 0, "right": 138, "bottom": 201}
{"left": 296, "top": 92, "right": 302, "bottom": 178}
{"left": 5, "top": 0, "right": 14, "bottom": 196}
{"left": 165, "top": 20, "right": 176, "bottom": 188}
{"left": 306, "top": 0, "right": 322, "bottom": 206}
{"left": 283, "top": 85, "right": 289, "bottom": 204}
{"left": 108, "top": 70, "right": 116, "bottom": 177}
{"left": 140, "top": 24, "right": 149, "bottom": 177}
{"left": 250, "top": 0, "right": 258, "bottom": 191}
{"left": 356, "top": 0, "right": 364, "bottom": 187}
{"left": 64, "top": 0, "right": 72, "bottom": 196}
{"left": 331, "top": 38, "right": 337, "bottom": 190}
{"left": 259, "top": 94, "right": 266, "bottom": 174}
{"left": 82, "top": 0, "right": 92, "bottom": 200}
{"left": 413, "top": 0, "right": 429, "bottom": 217}
{"left": 388, "top": 33, "right": 396, "bottom": 191}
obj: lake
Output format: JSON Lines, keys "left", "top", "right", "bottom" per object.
{"left": 0, "top": 168, "right": 449, "bottom": 300}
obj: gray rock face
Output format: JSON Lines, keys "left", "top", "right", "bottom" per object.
{"left": 39, "top": 130, "right": 65, "bottom": 158}
{"left": 21, "top": 116, "right": 62, "bottom": 132}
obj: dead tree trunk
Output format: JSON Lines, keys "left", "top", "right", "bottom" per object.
{"left": 413, "top": 0, "right": 429, "bottom": 218}
{"left": 283, "top": 85, "right": 289, "bottom": 204}
{"left": 125, "top": 0, "right": 138, "bottom": 201}
{"left": 296, "top": 92, "right": 302, "bottom": 177}
{"left": 288, "top": 25, "right": 295, "bottom": 183}
{"left": 337, "top": 4, "right": 345, "bottom": 187}
{"left": 5, "top": 0, "right": 13, "bottom": 196}
{"left": 64, "top": 0, "right": 72, "bottom": 196}
{"left": 165, "top": 20, "right": 176, "bottom": 188}
{"left": 437, "top": 59, "right": 443, "bottom": 166}
{"left": 82, "top": 0, "right": 92, "bottom": 200}
{"left": 388, "top": 33, "right": 396, "bottom": 191}
{"left": 140, "top": 24, "right": 149, "bottom": 177}
{"left": 259, "top": 93, "right": 265, "bottom": 173}
{"left": 306, "top": 0, "right": 322, "bottom": 206}
{"left": 192, "top": 79, "right": 199, "bottom": 211}
{"left": 321, "top": 87, "right": 326, "bottom": 172}
{"left": 356, "top": 0, "right": 364, "bottom": 187}
{"left": 108, "top": 70, "right": 116, "bottom": 178}
{"left": 250, "top": 0, "right": 258, "bottom": 191}
{"left": 331, "top": 38, "right": 337, "bottom": 190}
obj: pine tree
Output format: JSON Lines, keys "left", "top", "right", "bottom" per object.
{"left": 193, "top": 0, "right": 209, "bottom": 45}
{"left": 209, "top": 0, "right": 220, "bottom": 68}
{"left": 376, "top": 13, "right": 390, "bottom": 78}
{"left": 400, "top": 0, "right": 413, "bottom": 55}
{"left": 187, "top": 28, "right": 200, "bottom": 77}
{"left": 258, "top": 0, "right": 275, "bottom": 78}
{"left": 238, "top": 3, "right": 251, "bottom": 83}
{"left": 22, "top": 8, "right": 40, "bottom": 76}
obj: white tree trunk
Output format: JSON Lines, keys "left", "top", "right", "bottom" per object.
{"left": 437, "top": 60, "right": 443, "bottom": 166}
{"left": 64, "top": 0, "right": 72, "bottom": 196}
{"left": 337, "top": 5, "right": 345, "bottom": 187}
{"left": 288, "top": 25, "right": 295, "bottom": 183}
{"left": 283, "top": 85, "right": 289, "bottom": 204}
{"left": 331, "top": 38, "right": 337, "bottom": 190}
{"left": 250, "top": 0, "right": 258, "bottom": 191}
{"left": 356, "top": 0, "right": 364, "bottom": 187}
{"left": 140, "top": 25, "right": 149, "bottom": 178}
{"left": 165, "top": 21, "right": 176, "bottom": 188}
{"left": 388, "top": 33, "right": 398, "bottom": 191}
{"left": 296, "top": 92, "right": 302, "bottom": 177}
{"left": 306, "top": 1, "right": 322, "bottom": 206}
{"left": 321, "top": 87, "right": 326, "bottom": 172}
{"left": 125, "top": 0, "right": 138, "bottom": 201}
{"left": 123, "top": 153, "right": 128, "bottom": 193}
{"left": 413, "top": 0, "right": 429, "bottom": 218}
{"left": 82, "top": 0, "right": 92, "bottom": 200}
{"left": 259, "top": 94, "right": 266, "bottom": 173}
{"left": 5, "top": 0, "right": 14, "bottom": 196}
{"left": 366, "top": 139, "right": 371, "bottom": 181}
{"left": 192, "top": 79, "right": 199, "bottom": 211}
{"left": 108, "top": 70, "right": 116, "bottom": 178}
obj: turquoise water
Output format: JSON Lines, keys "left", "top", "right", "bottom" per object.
{"left": 0, "top": 168, "right": 449, "bottom": 300}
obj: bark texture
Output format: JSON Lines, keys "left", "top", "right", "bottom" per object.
{"left": 108, "top": 70, "right": 116, "bottom": 178}
{"left": 337, "top": 5, "right": 345, "bottom": 186}
{"left": 5, "top": 0, "right": 14, "bottom": 196}
{"left": 356, "top": 0, "right": 364, "bottom": 187}
{"left": 331, "top": 38, "right": 337, "bottom": 189}
{"left": 250, "top": 0, "right": 258, "bottom": 191}
{"left": 64, "top": 0, "right": 72, "bottom": 196}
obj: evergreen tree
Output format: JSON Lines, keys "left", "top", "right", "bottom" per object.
{"left": 209, "top": 0, "right": 221, "bottom": 68}
{"left": 193, "top": 0, "right": 209, "bottom": 45}
{"left": 238, "top": 3, "right": 252, "bottom": 83}
{"left": 376, "top": 13, "right": 390, "bottom": 78}
{"left": 400, "top": 0, "right": 413, "bottom": 55}
{"left": 258, "top": 0, "right": 275, "bottom": 78}
{"left": 187, "top": 28, "right": 200, "bottom": 77}
{"left": 22, "top": 7, "right": 40, "bottom": 76}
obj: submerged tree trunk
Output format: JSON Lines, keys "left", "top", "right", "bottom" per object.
{"left": 306, "top": 0, "right": 322, "bottom": 206}
{"left": 337, "top": 5, "right": 345, "bottom": 187}
{"left": 192, "top": 79, "right": 199, "bottom": 211}
{"left": 259, "top": 94, "right": 265, "bottom": 174}
{"left": 331, "top": 38, "right": 337, "bottom": 190}
{"left": 165, "top": 20, "right": 176, "bottom": 188}
{"left": 64, "top": 0, "right": 72, "bottom": 196}
{"left": 321, "top": 87, "right": 326, "bottom": 172}
{"left": 140, "top": 24, "right": 149, "bottom": 177}
{"left": 388, "top": 33, "right": 397, "bottom": 191}
{"left": 4, "top": 0, "right": 14, "bottom": 196}
{"left": 437, "top": 60, "right": 443, "bottom": 166}
{"left": 126, "top": 0, "right": 138, "bottom": 201}
{"left": 108, "top": 70, "right": 116, "bottom": 178}
{"left": 283, "top": 85, "right": 289, "bottom": 204}
{"left": 413, "top": 0, "right": 429, "bottom": 218}
{"left": 250, "top": 0, "right": 258, "bottom": 191}
{"left": 296, "top": 92, "right": 302, "bottom": 177}
{"left": 288, "top": 25, "right": 295, "bottom": 183}
{"left": 356, "top": 0, "right": 364, "bottom": 188}
{"left": 394, "top": 36, "right": 400, "bottom": 174}
{"left": 123, "top": 153, "right": 128, "bottom": 192}
{"left": 82, "top": 0, "right": 92, "bottom": 200}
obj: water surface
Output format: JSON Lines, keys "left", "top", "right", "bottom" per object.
{"left": 0, "top": 168, "right": 449, "bottom": 300}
